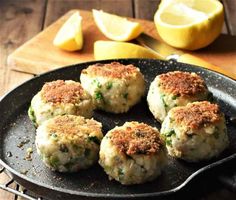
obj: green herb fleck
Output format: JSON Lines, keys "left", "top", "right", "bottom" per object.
{"left": 50, "top": 156, "right": 59, "bottom": 168}
{"left": 28, "top": 106, "right": 37, "bottom": 127}
{"left": 88, "top": 136, "right": 100, "bottom": 145}
{"left": 97, "top": 82, "right": 102, "bottom": 88}
{"left": 106, "top": 82, "right": 113, "bottom": 90}
{"left": 172, "top": 94, "right": 180, "bottom": 100}
{"left": 165, "top": 129, "right": 176, "bottom": 137}
{"left": 104, "top": 165, "right": 112, "bottom": 172}
{"left": 165, "top": 137, "right": 172, "bottom": 146}
{"left": 169, "top": 117, "right": 175, "bottom": 123}
{"left": 160, "top": 94, "right": 168, "bottom": 108}
{"left": 123, "top": 93, "right": 128, "bottom": 99}
{"left": 95, "top": 91, "right": 103, "bottom": 100}
{"left": 92, "top": 79, "right": 102, "bottom": 88}
{"left": 118, "top": 168, "right": 124, "bottom": 176}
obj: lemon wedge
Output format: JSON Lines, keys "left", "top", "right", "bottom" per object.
{"left": 154, "top": 0, "right": 224, "bottom": 50}
{"left": 94, "top": 41, "right": 160, "bottom": 60}
{"left": 92, "top": 9, "right": 143, "bottom": 41}
{"left": 53, "top": 12, "right": 83, "bottom": 51}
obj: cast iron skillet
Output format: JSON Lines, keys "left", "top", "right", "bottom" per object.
{"left": 0, "top": 59, "right": 236, "bottom": 200}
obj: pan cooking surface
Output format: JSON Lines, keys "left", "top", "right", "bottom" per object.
{"left": 0, "top": 59, "right": 236, "bottom": 199}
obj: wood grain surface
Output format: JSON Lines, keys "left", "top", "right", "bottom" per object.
{"left": 7, "top": 9, "right": 236, "bottom": 76}
{"left": 223, "top": 0, "right": 236, "bottom": 35}
{"left": 8, "top": 10, "right": 160, "bottom": 74}
{"left": 1, "top": 0, "right": 236, "bottom": 200}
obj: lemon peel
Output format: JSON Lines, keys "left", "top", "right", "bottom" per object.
{"left": 94, "top": 41, "right": 160, "bottom": 60}
{"left": 154, "top": 0, "right": 224, "bottom": 50}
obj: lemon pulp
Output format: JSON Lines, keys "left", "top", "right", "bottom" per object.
{"left": 92, "top": 9, "right": 143, "bottom": 41}
{"left": 53, "top": 12, "right": 83, "bottom": 51}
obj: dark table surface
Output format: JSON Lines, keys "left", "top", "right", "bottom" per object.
{"left": 0, "top": 0, "right": 236, "bottom": 199}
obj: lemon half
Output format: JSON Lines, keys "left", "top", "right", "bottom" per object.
{"left": 92, "top": 9, "right": 143, "bottom": 41}
{"left": 94, "top": 41, "right": 160, "bottom": 60}
{"left": 154, "top": 0, "right": 224, "bottom": 50}
{"left": 53, "top": 12, "right": 83, "bottom": 51}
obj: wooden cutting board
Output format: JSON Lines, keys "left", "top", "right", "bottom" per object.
{"left": 7, "top": 10, "right": 236, "bottom": 76}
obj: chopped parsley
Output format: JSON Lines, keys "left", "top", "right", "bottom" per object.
{"left": 169, "top": 117, "right": 175, "bottom": 123}
{"left": 160, "top": 94, "right": 168, "bottom": 108}
{"left": 118, "top": 168, "right": 124, "bottom": 176}
{"left": 123, "top": 93, "right": 128, "bottom": 99}
{"left": 97, "top": 82, "right": 102, "bottom": 88}
{"left": 165, "top": 137, "right": 172, "bottom": 146}
{"left": 28, "top": 106, "right": 37, "bottom": 127}
{"left": 172, "top": 94, "right": 180, "bottom": 100}
{"left": 95, "top": 91, "right": 103, "bottom": 100}
{"left": 92, "top": 79, "right": 102, "bottom": 88}
{"left": 50, "top": 156, "right": 59, "bottom": 168}
{"left": 106, "top": 82, "right": 113, "bottom": 90}
{"left": 165, "top": 129, "right": 176, "bottom": 137}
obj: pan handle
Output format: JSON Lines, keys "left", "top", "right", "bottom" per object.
{"left": 177, "top": 54, "right": 236, "bottom": 80}
{"left": 218, "top": 172, "right": 236, "bottom": 192}
{"left": 0, "top": 165, "right": 41, "bottom": 200}
{"left": 217, "top": 116, "right": 236, "bottom": 191}
{"left": 217, "top": 158, "right": 236, "bottom": 192}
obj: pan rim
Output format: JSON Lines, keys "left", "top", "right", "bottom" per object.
{"left": 1, "top": 153, "right": 236, "bottom": 198}
{"left": 0, "top": 58, "right": 235, "bottom": 198}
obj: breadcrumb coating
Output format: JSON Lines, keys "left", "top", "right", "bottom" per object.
{"left": 41, "top": 80, "right": 85, "bottom": 104}
{"left": 110, "top": 122, "right": 163, "bottom": 155}
{"left": 172, "top": 101, "right": 222, "bottom": 130}
{"left": 81, "top": 62, "right": 142, "bottom": 79}
{"left": 158, "top": 71, "right": 207, "bottom": 96}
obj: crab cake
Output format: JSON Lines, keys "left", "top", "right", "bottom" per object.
{"left": 147, "top": 71, "right": 210, "bottom": 122}
{"left": 160, "top": 101, "right": 229, "bottom": 162}
{"left": 80, "top": 62, "right": 145, "bottom": 113}
{"left": 28, "top": 80, "right": 94, "bottom": 127}
{"left": 36, "top": 115, "right": 103, "bottom": 172}
{"left": 99, "top": 121, "right": 167, "bottom": 185}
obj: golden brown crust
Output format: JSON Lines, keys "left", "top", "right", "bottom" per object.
{"left": 81, "top": 62, "right": 141, "bottom": 79}
{"left": 110, "top": 122, "right": 164, "bottom": 155}
{"left": 158, "top": 71, "right": 207, "bottom": 96}
{"left": 172, "top": 101, "right": 222, "bottom": 130}
{"left": 47, "top": 115, "right": 101, "bottom": 137}
{"left": 41, "top": 80, "right": 85, "bottom": 104}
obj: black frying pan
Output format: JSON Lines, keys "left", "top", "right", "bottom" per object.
{"left": 0, "top": 59, "right": 236, "bottom": 200}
